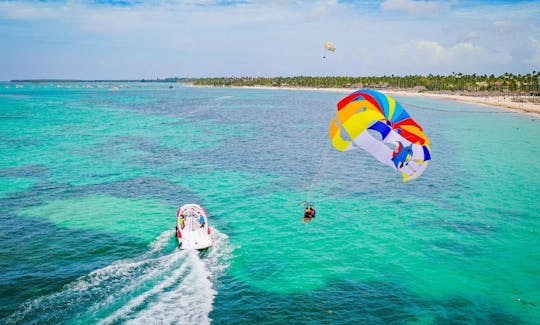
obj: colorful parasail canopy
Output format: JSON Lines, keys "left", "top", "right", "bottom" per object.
{"left": 329, "top": 89, "right": 431, "bottom": 181}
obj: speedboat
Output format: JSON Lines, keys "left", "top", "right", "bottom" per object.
{"left": 176, "top": 204, "right": 212, "bottom": 250}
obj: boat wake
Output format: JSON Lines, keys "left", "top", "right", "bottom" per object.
{"left": 8, "top": 229, "right": 233, "bottom": 325}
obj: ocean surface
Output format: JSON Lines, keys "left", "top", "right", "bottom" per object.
{"left": 0, "top": 82, "right": 538, "bottom": 324}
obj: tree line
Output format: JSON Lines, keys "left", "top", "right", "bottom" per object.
{"left": 192, "top": 72, "right": 540, "bottom": 95}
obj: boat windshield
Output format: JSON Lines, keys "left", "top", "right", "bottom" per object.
{"left": 178, "top": 207, "right": 207, "bottom": 231}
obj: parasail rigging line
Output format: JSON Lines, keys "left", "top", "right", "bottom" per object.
{"left": 304, "top": 143, "right": 331, "bottom": 204}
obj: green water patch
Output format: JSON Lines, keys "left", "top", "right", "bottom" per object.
{"left": 219, "top": 190, "right": 391, "bottom": 293}
{"left": 0, "top": 174, "right": 201, "bottom": 228}
{"left": 211, "top": 275, "right": 526, "bottom": 324}
{"left": 18, "top": 194, "right": 171, "bottom": 244}
{"left": 218, "top": 188, "right": 539, "bottom": 322}
{"left": 69, "top": 176, "right": 200, "bottom": 207}
{"left": 3, "top": 84, "right": 538, "bottom": 323}
{"left": 1, "top": 105, "right": 216, "bottom": 185}
{"left": 0, "top": 211, "right": 151, "bottom": 320}
{"left": 366, "top": 198, "right": 539, "bottom": 321}
{"left": 441, "top": 111, "right": 540, "bottom": 208}
{"left": 171, "top": 165, "right": 445, "bottom": 294}
{"left": 0, "top": 177, "right": 37, "bottom": 199}
{"left": 171, "top": 167, "right": 280, "bottom": 210}
{"left": 57, "top": 144, "right": 155, "bottom": 186}
{"left": 1, "top": 94, "right": 249, "bottom": 186}
{"left": 155, "top": 119, "right": 247, "bottom": 153}
{"left": 95, "top": 90, "right": 161, "bottom": 106}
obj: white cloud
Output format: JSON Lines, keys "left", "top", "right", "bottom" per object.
{"left": 380, "top": 0, "right": 453, "bottom": 15}
{"left": 356, "top": 39, "right": 515, "bottom": 75}
{"left": 448, "top": 42, "right": 489, "bottom": 64}
{"left": 399, "top": 40, "right": 510, "bottom": 68}
{"left": 0, "top": 0, "right": 538, "bottom": 79}
{"left": 401, "top": 40, "right": 446, "bottom": 65}
{"left": 528, "top": 37, "right": 540, "bottom": 66}
{"left": 0, "top": 1, "right": 62, "bottom": 20}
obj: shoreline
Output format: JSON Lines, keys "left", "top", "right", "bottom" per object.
{"left": 196, "top": 85, "right": 540, "bottom": 114}
{"left": 385, "top": 90, "right": 540, "bottom": 114}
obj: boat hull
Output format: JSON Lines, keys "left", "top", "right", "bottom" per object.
{"left": 176, "top": 204, "right": 212, "bottom": 250}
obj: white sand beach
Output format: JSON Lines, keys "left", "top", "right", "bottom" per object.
{"left": 215, "top": 85, "right": 540, "bottom": 114}
{"left": 385, "top": 90, "right": 540, "bottom": 114}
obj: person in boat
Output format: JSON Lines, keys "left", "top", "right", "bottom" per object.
{"left": 199, "top": 215, "right": 205, "bottom": 228}
{"left": 179, "top": 213, "right": 186, "bottom": 229}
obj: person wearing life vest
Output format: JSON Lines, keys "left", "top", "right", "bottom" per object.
{"left": 179, "top": 213, "right": 186, "bottom": 229}
{"left": 304, "top": 205, "right": 316, "bottom": 219}
{"left": 199, "top": 215, "right": 206, "bottom": 228}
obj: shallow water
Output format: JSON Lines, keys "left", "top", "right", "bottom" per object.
{"left": 1, "top": 83, "right": 538, "bottom": 324}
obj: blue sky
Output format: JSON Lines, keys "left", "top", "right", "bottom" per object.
{"left": 0, "top": 0, "right": 539, "bottom": 80}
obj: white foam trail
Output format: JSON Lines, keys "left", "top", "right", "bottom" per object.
{"left": 205, "top": 229, "right": 234, "bottom": 281}
{"left": 124, "top": 252, "right": 216, "bottom": 325}
{"left": 98, "top": 252, "right": 191, "bottom": 325}
{"left": 8, "top": 230, "right": 178, "bottom": 324}
{"left": 72, "top": 230, "right": 177, "bottom": 292}
{"left": 86, "top": 249, "right": 187, "bottom": 316}
{"left": 110, "top": 229, "right": 234, "bottom": 324}
{"left": 148, "top": 229, "right": 175, "bottom": 253}
{"left": 8, "top": 228, "right": 234, "bottom": 325}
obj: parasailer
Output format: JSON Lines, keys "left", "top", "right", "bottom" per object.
{"left": 323, "top": 41, "right": 336, "bottom": 59}
{"left": 328, "top": 89, "right": 431, "bottom": 181}
{"left": 302, "top": 202, "right": 316, "bottom": 222}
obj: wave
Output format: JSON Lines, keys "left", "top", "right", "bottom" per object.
{"left": 7, "top": 229, "right": 233, "bottom": 325}
{"left": 215, "top": 95, "right": 233, "bottom": 100}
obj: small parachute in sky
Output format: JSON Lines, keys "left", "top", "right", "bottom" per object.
{"left": 329, "top": 89, "right": 431, "bottom": 182}
{"left": 323, "top": 42, "right": 336, "bottom": 59}
{"left": 324, "top": 42, "right": 336, "bottom": 52}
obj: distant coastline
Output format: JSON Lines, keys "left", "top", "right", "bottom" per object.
{"left": 7, "top": 76, "right": 540, "bottom": 114}
{"left": 191, "top": 75, "right": 540, "bottom": 114}
{"left": 385, "top": 89, "right": 540, "bottom": 114}
{"left": 193, "top": 84, "right": 540, "bottom": 114}
{"left": 9, "top": 78, "right": 196, "bottom": 83}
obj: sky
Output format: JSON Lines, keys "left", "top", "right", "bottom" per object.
{"left": 0, "top": 0, "right": 539, "bottom": 80}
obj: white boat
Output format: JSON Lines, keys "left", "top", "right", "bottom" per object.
{"left": 176, "top": 204, "right": 212, "bottom": 250}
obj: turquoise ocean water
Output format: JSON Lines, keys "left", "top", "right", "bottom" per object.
{"left": 0, "top": 82, "right": 538, "bottom": 324}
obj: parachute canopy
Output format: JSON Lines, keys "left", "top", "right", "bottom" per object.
{"left": 329, "top": 89, "right": 431, "bottom": 182}
{"left": 324, "top": 42, "right": 336, "bottom": 52}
